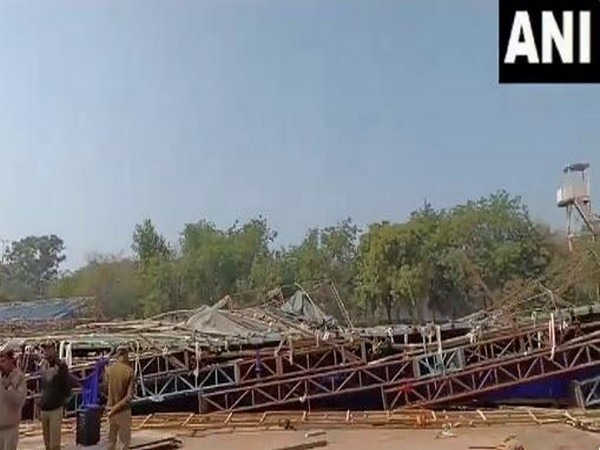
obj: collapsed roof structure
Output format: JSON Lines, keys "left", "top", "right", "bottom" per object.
{"left": 4, "top": 285, "right": 600, "bottom": 420}
{"left": 0, "top": 297, "right": 92, "bottom": 323}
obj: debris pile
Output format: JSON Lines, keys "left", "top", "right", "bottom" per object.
{"left": 3, "top": 290, "right": 600, "bottom": 419}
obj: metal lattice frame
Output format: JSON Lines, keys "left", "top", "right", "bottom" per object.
{"left": 22, "top": 319, "right": 592, "bottom": 416}
{"left": 197, "top": 323, "right": 575, "bottom": 413}
{"left": 132, "top": 341, "right": 367, "bottom": 405}
{"left": 385, "top": 337, "right": 600, "bottom": 410}
{"left": 23, "top": 338, "right": 367, "bottom": 416}
{"left": 573, "top": 375, "right": 600, "bottom": 408}
{"left": 200, "top": 356, "right": 412, "bottom": 412}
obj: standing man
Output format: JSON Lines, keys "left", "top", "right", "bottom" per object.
{"left": 0, "top": 348, "right": 26, "bottom": 450}
{"left": 38, "top": 342, "right": 77, "bottom": 450}
{"left": 103, "top": 346, "right": 135, "bottom": 450}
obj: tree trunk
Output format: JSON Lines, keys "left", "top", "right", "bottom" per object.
{"left": 384, "top": 295, "right": 393, "bottom": 323}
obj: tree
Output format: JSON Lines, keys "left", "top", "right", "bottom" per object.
{"left": 431, "top": 191, "right": 550, "bottom": 314}
{"left": 355, "top": 193, "right": 552, "bottom": 323}
{"left": 282, "top": 229, "right": 327, "bottom": 285}
{"left": 179, "top": 217, "right": 277, "bottom": 307}
{"left": 131, "top": 219, "right": 179, "bottom": 315}
{"left": 356, "top": 221, "right": 428, "bottom": 323}
{"left": 4, "top": 235, "right": 66, "bottom": 299}
{"left": 51, "top": 255, "right": 144, "bottom": 318}
{"left": 24, "top": 189, "right": 597, "bottom": 322}
{"left": 276, "top": 218, "right": 360, "bottom": 319}
{"left": 132, "top": 219, "right": 172, "bottom": 269}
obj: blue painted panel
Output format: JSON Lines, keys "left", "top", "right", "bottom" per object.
{"left": 0, "top": 298, "right": 86, "bottom": 322}
{"left": 484, "top": 367, "right": 600, "bottom": 403}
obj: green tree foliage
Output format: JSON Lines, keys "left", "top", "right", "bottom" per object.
{"left": 131, "top": 219, "right": 179, "bottom": 315}
{"left": 357, "top": 192, "right": 553, "bottom": 323}
{"left": 7, "top": 191, "right": 600, "bottom": 323}
{"left": 132, "top": 219, "right": 172, "bottom": 270}
{"left": 277, "top": 218, "right": 359, "bottom": 319}
{"left": 280, "top": 218, "right": 358, "bottom": 285}
{"left": 356, "top": 219, "right": 432, "bottom": 323}
{"left": 179, "top": 217, "right": 277, "bottom": 306}
{"left": 51, "top": 255, "right": 144, "bottom": 318}
{"left": 2, "top": 235, "right": 66, "bottom": 299}
{"left": 425, "top": 191, "right": 551, "bottom": 317}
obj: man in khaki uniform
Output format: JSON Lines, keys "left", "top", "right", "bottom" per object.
{"left": 38, "top": 342, "right": 77, "bottom": 450}
{"left": 103, "top": 347, "right": 135, "bottom": 450}
{"left": 0, "top": 348, "right": 27, "bottom": 450}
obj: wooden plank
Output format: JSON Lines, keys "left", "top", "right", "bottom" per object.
{"left": 272, "top": 440, "right": 328, "bottom": 450}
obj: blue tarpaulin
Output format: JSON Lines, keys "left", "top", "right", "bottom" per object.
{"left": 484, "top": 367, "right": 600, "bottom": 404}
{"left": 0, "top": 297, "right": 88, "bottom": 322}
{"left": 81, "top": 357, "right": 109, "bottom": 407}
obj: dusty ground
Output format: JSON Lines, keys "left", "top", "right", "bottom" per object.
{"left": 185, "top": 426, "right": 600, "bottom": 450}
{"left": 18, "top": 424, "right": 600, "bottom": 449}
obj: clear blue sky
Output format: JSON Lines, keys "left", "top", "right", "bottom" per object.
{"left": 0, "top": 0, "right": 598, "bottom": 269}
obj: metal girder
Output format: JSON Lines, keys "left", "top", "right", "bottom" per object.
{"left": 200, "top": 357, "right": 413, "bottom": 412}
{"left": 22, "top": 321, "right": 583, "bottom": 416}
{"left": 573, "top": 375, "right": 600, "bottom": 408}
{"left": 72, "top": 340, "right": 366, "bottom": 409}
{"left": 134, "top": 364, "right": 238, "bottom": 404}
{"left": 233, "top": 341, "right": 365, "bottom": 383}
{"left": 462, "top": 328, "right": 557, "bottom": 365}
{"left": 197, "top": 323, "right": 582, "bottom": 413}
{"left": 413, "top": 347, "right": 465, "bottom": 378}
{"left": 385, "top": 337, "right": 600, "bottom": 410}
{"left": 131, "top": 341, "right": 366, "bottom": 404}
{"left": 22, "top": 339, "right": 365, "bottom": 414}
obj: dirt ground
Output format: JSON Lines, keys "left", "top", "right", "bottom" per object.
{"left": 17, "top": 424, "right": 600, "bottom": 449}
{"left": 182, "top": 425, "right": 600, "bottom": 450}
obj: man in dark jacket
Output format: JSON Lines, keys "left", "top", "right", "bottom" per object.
{"left": 38, "top": 342, "right": 77, "bottom": 450}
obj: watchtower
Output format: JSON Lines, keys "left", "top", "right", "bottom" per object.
{"left": 557, "top": 162, "right": 596, "bottom": 251}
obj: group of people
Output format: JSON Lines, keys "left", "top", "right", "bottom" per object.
{"left": 0, "top": 343, "right": 135, "bottom": 450}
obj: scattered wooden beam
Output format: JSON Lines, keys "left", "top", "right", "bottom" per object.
{"left": 18, "top": 407, "right": 600, "bottom": 439}
{"left": 272, "top": 440, "right": 328, "bottom": 450}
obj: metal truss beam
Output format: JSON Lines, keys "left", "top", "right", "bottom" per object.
{"left": 23, "top": 338, "right": 367, "bottom": 416}
{"left": 198, "top": 323, "right": 584, "bottom": 413}
{"left": 385, "top": 336, "right": 600, "bottom": 410}
{"left": 23, "top": 321, "right": 585, "bottom": 416}
{"left": 132, "top": 343, "right": 367, "bottom": 405}
{"left": 201, "top": 356, "right": 413, "bottom": 412}
{"left": 573, "top": 375, "right": 600, "bottom": 408}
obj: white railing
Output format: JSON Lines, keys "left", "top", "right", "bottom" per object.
{"left": 557, "top": 184, "right": 590, "bottom": 205}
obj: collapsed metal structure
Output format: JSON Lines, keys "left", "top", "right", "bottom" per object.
{"left": 0, "top": 162, "right": 596, "bottom": 418}
{"left": 3, "top": 288, "right": 600, "bottom": 419}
